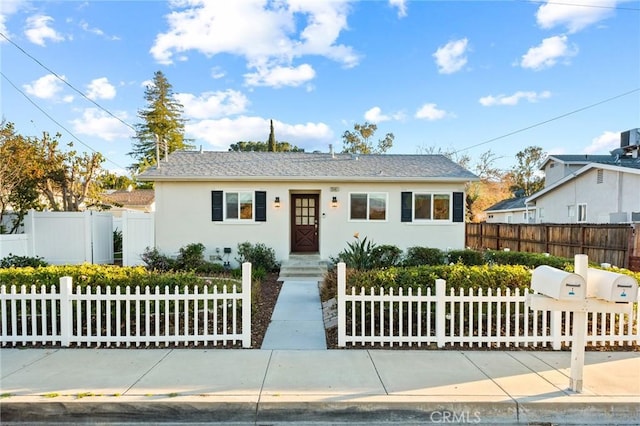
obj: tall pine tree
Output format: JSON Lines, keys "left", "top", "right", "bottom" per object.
{"left": 268, "top": 119, "right": 276, "bottom": 152}
{"left": 129, "top": 71, "right": 192, "bottom": 173}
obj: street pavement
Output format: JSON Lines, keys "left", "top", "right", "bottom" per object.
{"left": 0, "top": 278, "right": 638, "bottom": 424}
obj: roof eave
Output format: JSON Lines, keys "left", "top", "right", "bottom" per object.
{"left": 139, "top": 175, "right": 479, "bottom": 183}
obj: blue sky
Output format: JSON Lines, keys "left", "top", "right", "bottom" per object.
{"left": 1, "top": 0, "right": 639, "bottom": 174}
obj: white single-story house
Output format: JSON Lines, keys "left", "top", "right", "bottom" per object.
{"left": 484, "top": 197, "right": 534, "bottom": 224}
{"left": 139, "top": 151, "right": 478, "bottom": 265}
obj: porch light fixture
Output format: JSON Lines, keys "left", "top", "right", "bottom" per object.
{"left": 331, "top": 196, "right": 338, "bottom": 208}
{"left": 274, "top": 196, "right": 281, "bottom": 208}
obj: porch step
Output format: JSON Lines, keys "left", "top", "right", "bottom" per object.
{"left": 278, "top": 255, "right": 329, "bottom": 281}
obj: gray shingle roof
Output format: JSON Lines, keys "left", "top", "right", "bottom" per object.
{"left": 139, "top": 151, "right": 479, "bottom": 182}
{"left": 484, "top": 197, "right": 527, "bottom": 212}
{"left": 546, "top": 154, "right": 640, "bottom": 170}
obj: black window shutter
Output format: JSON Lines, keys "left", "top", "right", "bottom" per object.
{"left": 211, "top": 191, "right": 223, "bottom": 221}
{"left": 453, "top": 192, "right": 464, "bottom": 223}
{"left": 401, "top": 192, "right": 412, "bottom": 222}
{"left": 255, "top": 191, "right": 267, "bottom": 222}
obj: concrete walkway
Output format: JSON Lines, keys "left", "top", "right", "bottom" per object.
{"left": 1, "top": 348, "right": 638, "bottom": 424}
{"left": 261, "top": 279, "right": 327, "bottom": 350}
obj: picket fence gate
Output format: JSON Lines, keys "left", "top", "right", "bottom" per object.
{"left": 0, "top": 263, "right": 252, "bottom": 348}
{"left": 336, "top": 263, "right": 640, "bottom": 348}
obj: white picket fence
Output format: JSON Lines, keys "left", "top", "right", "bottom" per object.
{"left": 336, "top": 263, "right": 640, "bottom": 348}
{"left": 0, "top": 263, "right": 252, "bottom": 348}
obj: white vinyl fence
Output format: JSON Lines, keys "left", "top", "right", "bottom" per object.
{"left": 0, "top": 263, "right": 252, "bottom": 348}
{"left": 336, "top": 263, "right": 640, "bottom": 349}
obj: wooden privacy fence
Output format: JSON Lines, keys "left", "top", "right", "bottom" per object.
{"left": 336, "top": 263, "right": 639, "bottom": 348}
{"left": 0, "top": 263, "right": 252, "bottom": 348}
{"left": 466, "top": 223, "right": 639, "bottom": 270}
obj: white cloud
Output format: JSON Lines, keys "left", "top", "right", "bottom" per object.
{"left": 536, "top": 0, "right": 617, "bottom": 33}
{"left": 86, "top": 77, "right": 116, "bottom": 100}
{"left": 0, "top": 0, "right": 26, "bottom": 40}
{"left": 24, "top": 15, "right": 64, "bottom": 46}
{"left": 433, "top": 38, "right": 469, "bottom": 74}
{"left": 210, "top": 66, "right": 225, "bottom": 79}
{"left": 520, "top": 35, "right": 577, "bottom": 70}
{"left": 244, "top": 64, "right": 316, "bottom": 88}
{"left": 71, "top": 108, "right": 134, "bottom": 141}
{"left": 23, "top": 74, "right": 66, "bottom": 99}
{"left": 479, "top": 90, "right": 552, "bottom": 106}
{"left": 140, "top": 79, "right": 154, "bottom": 89}
{"left": 415, "top": 103, "right": 448, "bottom": 121}
{"left": 389, "top": 0, "right": 407, "bottom": 18}
{"left": 364, "top": 106, "right": 404, "bottom": 123}
{"left": 584, "top": 131, "right": 619, "bottom": 154}
{"left": 175, "top": 90, "right": 249, "bottom": 119}
{"left": 79, "top": 20, "right": 120, "bottom": 40}
{"left": 150, "top": 1, "right": 358, "bottom": 87}
{"left": 186, "top": 116, "right": 333, "bottom": 151}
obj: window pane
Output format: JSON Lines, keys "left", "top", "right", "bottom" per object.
{"left": 240, "top": 192, "right": 253, "bottom": 220}
{"left": 226, "top": 193, "right": 238, "bottom": 219}
{"left": 350, "top": 194, "right": 367, "bottom": 220}
{"left": 414, "top": 194, "right": 431, "bottom": 220}
{"left": 369, "top": 194, "right": 386, "bottom": 220}
{"left": 433, "top": 194, "right": 450, "bottom": 220}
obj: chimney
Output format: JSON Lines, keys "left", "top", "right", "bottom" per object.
{"left": 329, "top": 144, "right": 334, "bottom": 158}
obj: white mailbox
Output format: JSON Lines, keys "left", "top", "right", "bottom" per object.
{"left": 531, "top": 265, "right": 586, "bottom": 300}
{"left": 587, "top": 268, "right": 638, "bottom": 303}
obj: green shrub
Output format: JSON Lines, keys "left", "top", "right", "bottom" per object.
{"left": 113, "top": 230, "right": 123, "bottom": 254}
{"left": 404, "top": 247, "right": 445, "bottom": 266}
{"left": 370, "top": 245, "right": 403, "bottom": 268}
{"left": 343, "top": 263, "right": 533, "bottom": 293}
{"left": 446, "top": 249, "right": 484, "bottom": 266}
{"left": 0, "top": 263, "right": 239, "bottom": 292}
{"left": 485, "top": 250, "right": 572, "bottom": 269}
{"left": 140, "top": 247, "right": 176, "bottom": 272}
{"left": 0, "top": 254, "right": 48, "bottom": 268}
{"left": 176, "top": 243, "right": 206, "bottom": 271}
{"left": 236, "top": 242, "right": 279, "bottom": 272}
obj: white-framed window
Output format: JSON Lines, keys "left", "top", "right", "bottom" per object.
{"left": 538, "top": 207, "right": 544, "bottom": 219}
{"left": 506, "top": 214, "right": 513, "bottom": 224}
{"left": 568, "top": 204, "right": 575, "bottom": 218}
{"left": 349, "top": 192, "right": 387, "bottom": 221}
{"left": 225, "top": 191, "right": 253, "bottom": 220}
{"left": 596, "top": 169, "right": 604, "bottom": 184}
{"left": 412, "top": 192, "right": 451, "bottom": 221}
{"left": 577, "top": 203, "right": 587, "bottom": 223}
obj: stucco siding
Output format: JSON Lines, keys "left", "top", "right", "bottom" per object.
{"left": 535, "top": 168, "right": 639, "bottom": 223}
{"left": 154, "top": 180, "right": 466, "bottom": 265}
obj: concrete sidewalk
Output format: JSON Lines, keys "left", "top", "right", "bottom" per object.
{"left": 1, "top": 348, "right": 638, "bottom": 424}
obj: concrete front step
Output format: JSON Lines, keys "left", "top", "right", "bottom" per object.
{"left": 278, "top": 255, "right": 328, "bottom": 281}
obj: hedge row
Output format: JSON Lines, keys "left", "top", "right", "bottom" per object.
{"left": 0, "top": 264, "right": 240, "bottom": 291}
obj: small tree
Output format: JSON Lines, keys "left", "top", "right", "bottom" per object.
{"left": 342, "top": 122, "right": 394, "bottom": 154}
{"left": 509, "top": 146, "right": 545, "bottom": 197}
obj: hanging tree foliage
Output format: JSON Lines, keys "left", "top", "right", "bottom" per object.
{"left": 129, "top": 71, "right": 192, "bottom": 173}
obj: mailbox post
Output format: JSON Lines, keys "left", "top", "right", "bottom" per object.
{"left": 526, "top": 254, "right": 637, "bottom": 393}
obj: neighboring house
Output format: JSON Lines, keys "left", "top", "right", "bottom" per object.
{"left": 526, "top": 129, "right": 640, "bottom": 224}
{"left": 139, "top": 151, "right": 478, "bottom": 265}
{"left": 101, "top": 188, "right": 155, "bottom": 216}
{"left": 484, "top": 197, "right": 534, "bottom": 224}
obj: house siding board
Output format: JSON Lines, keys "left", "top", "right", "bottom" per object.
{"left": 154, "top": 181, "right": 467, "bottom": 266}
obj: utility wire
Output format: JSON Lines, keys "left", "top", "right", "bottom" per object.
{"left": 453, "top": 88, "right": 640, "bottom": 155}
{"left": 0, "top": 31, "right": 137, "bottom": 132}
{"left": 1, "top": 70, "right": 128, "bottom": 171}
